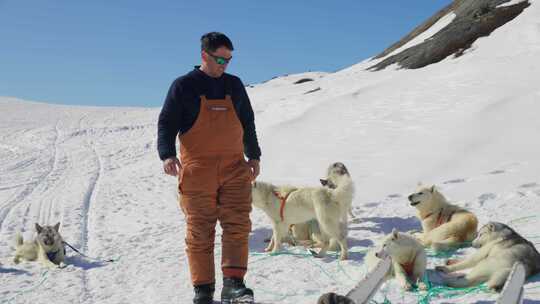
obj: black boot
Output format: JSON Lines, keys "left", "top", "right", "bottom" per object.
{"left": 193, "top": 283, "right": 215, "bottom": 304}
{"left": 221, "top": 277, "right": 254, "bottom": 304}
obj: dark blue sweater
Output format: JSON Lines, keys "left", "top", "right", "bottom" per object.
{"left": 157, "top": 67, "right": 261, "bottom": 161}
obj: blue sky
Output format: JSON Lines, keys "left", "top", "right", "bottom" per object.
{"left": 0, "top": 1, "right": 451, "bottom": 107}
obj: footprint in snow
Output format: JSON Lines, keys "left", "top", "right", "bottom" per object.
{"left": 443, "top": 178, "right": 466, "bottom": 184}
{"left": 519, "top": 182, "right": 538, "bottom": 188}
{"left": 364, "top": 202, "right": 379, "bottom": 208}
{"left": 478, "top": 193, "right": 497, "bottom": 206}
{"left": 350, "top": 218, "right": 363, "bottom": 224}
{"left": 488, "top": 170, "right": 505, "bottom": 175}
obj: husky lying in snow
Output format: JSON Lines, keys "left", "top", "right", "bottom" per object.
{"left": 251, "top": 163, "right": 354, "bottom": 260}
{"left": 13, "top": 223, "right": 66, "bottom": 268}
{"left": 317, "top": 230, "right": 426, "bottom": 303}
{"left": 408, "top": 184, "right": 478, "bottom": 251}
{"left": 436, "top": 221, "right": 540, "bottom": 290}
{"left": 365, "top": 229, "right": 428, "bottom": 290}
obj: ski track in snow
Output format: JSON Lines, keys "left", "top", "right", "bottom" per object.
{"left": 0, "top": 119, "right": 60, "bottom": 234}
{"left": 78, "top": 114, "right": 103, "bottom": 304}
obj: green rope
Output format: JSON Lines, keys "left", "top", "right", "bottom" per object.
{"left": 509, "top": 215, "right": 537, "bottom": 225}
{"left": 2, "top": 269, "right": 49, "bottom": 304}
{"left": 247, "top": 248, "right": 343, "bottom": 302}
{"left": 336, "top": 259, "right": 355, "bottom": 282}
{"left": 524, "top": 273, "right": 540, "bottom": 290}
{"left": 417, "top": 284, "right": 492, "bottom": 304}
{"left": 413, "top": 271, "right": 493, "bottom": 304}
{"left": 256, "top": 288, "right": 299, "bottom": 302}
{"left": 249, "top": 247, "right": 496, "bottom": 304}
{"left": 248, "top": 247, "right": 372, "bottom": 303}
{"left": 304, "top": 253, "right": 341, "bottom": 283}
{"left": 369, "top": 297, "right": 392, "bottom": 304}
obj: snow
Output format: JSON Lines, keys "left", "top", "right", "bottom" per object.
{"left": 1, "top": 2, "right": 540, "bottom": 303}
{"left": 383, "top": 12, "right": 456, "bottom": 59}
{"left": 498, "top": 0, "right": 529, "bottom": 8}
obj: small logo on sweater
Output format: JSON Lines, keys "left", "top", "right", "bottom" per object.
{"left": 209, "top": 106, "right": 229, "bottom": 111}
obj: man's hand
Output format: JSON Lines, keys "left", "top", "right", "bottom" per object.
{"left": 163, "top": 157, "right": 181, "bottom": 177}
{"left": 247, "top": 159, "right": 260, "bottom": 181}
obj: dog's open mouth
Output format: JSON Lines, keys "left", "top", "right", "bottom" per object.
{"left": 410, "top": 200, "right": 421, "bottom": 206}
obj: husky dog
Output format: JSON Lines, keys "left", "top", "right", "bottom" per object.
{"left": 365, "top": 229, "right": 427, "bottom": 290}
{"left": 13, "top": 223, "right": 65, "bottom": 268}
{"left": 319, "top": 162, "right": 355, "bottom": 221}
{"left": 436, "top": 222, "right": 540, "bottom": 290}
{"left": 252, "top": 165, "right": 354, "bottom": 260}
{"left": 408, "top": 184, "right": 478, "bottom": 251}
{"left": 290, "top": 162, "right": 355, "bottom": 250}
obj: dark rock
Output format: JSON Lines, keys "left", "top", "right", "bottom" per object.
{"left": 369, "top": 0, "right": 530, "bottom": 71}
{"left": 294, "top": 78, "right": 314, "bottom": 84}
{"left": 304, "top": 87, "right": 321, "bottom": 94}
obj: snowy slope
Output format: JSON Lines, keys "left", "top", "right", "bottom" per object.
{"left": 2, "top": 2, "right": 540, "bottom": 304}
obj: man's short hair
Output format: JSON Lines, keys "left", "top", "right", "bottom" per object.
{"left": 201, "top": 32, "right": 234, "bottom": 53}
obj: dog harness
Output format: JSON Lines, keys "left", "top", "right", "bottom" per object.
{"left": 46, "top": 245, "right": 66, "bottom": 263}
{"left": 400, "top": 254, "right": 417, "bottom": 277}
{"left": 423, "top": 209, "right": 456, "bottom": 228}
{"left": 273, "top": 190, "right": 295, "bottom": 222}
{"left": 400, "top": 260, "right": 415, "bottom": 277}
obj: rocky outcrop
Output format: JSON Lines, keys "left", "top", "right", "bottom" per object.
{"left": 369, "top": 0, "right": 530, "bottom": 71}
{"left": 294, "top": 78, "right": 314, "bottom": 84}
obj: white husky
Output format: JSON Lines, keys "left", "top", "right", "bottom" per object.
{"left": 436, "top": 222, "right": 540, "bottom": 290}
{"left": 251, "top": 163, "right": 354, "bottom": 260}
{"left": 408, "top": 184, "right": 478, "bottom": 251}
{"left": 291, "top": 162, "right": 355, "bottom": 250}
{"left": 319, "top": 162, "right": 355, "bottom": 222}
{"left": 365, "top": 229, "right": 427, "bottom": 290}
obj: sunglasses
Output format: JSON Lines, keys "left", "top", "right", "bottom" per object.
{"left": 206, "top": 52, "right": 232, "bottom": 65}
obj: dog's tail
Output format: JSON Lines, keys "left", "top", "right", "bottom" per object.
{"left": 15, "top": 233, "right": 23, "bottom": 247}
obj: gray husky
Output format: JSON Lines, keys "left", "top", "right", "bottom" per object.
{"left": 13, "top": 223, "right": 66, "bottom": 268}
{"left": 436, "top": 221, "right": 540, "bottom": 290}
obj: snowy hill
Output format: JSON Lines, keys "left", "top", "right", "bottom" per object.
{"left": 2, "top": 1, "right": 540, "bottom": 303}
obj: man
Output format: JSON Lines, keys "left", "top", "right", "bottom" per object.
{"left": 157, "top": 32, "right": 261, "bottom": 304}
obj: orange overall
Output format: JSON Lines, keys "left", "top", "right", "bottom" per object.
{"left": 178, "top": 94, "right": 253, "bottom": 286}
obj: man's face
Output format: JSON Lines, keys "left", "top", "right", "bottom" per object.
{"left": 202, "top": 46, "right": 232, "bottom": 77}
